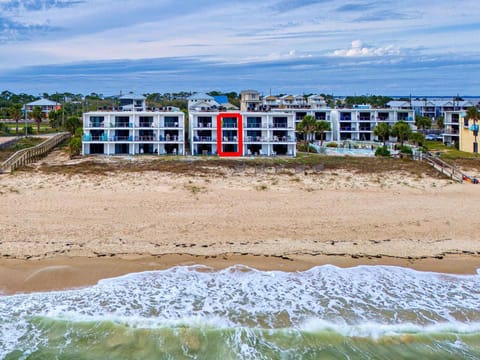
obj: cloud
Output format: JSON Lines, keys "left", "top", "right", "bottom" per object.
{"left": 330, "top": 40, "right": 401, "bottom": 57}
{"left": 272, "top": 0, "right": 331, "bottom": 13}
{"left": 336, "top": 2, "right": 377, "bottom": 12}
{"left": 0, "top": 0, "right": 84, "bottom": 12}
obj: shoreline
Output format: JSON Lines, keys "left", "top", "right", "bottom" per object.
{"left": 1, "top": 154, "right": 480, "bottom": 295}
{"left": 1, "top": 253, "right": 479, "bottom": 295}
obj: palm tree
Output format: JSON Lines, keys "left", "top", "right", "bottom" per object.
{"left": 465, "top": 107, "right": 480, "bottom": 153}
{"left": 391, "top": 120, "right": 412, "bottom": 147}
{"left": 9, "top": 103, "right": 22, "bottom": 136}
{"left": 373, "top": 122, "right": 390, "bottom": 145}
{"left": 296, "top": 115, "right": 317, "bottom": 152}
{"left": 31, "top": 106, "right": 44, "bottom": 133}
{"left": 415, "top": 116, "right": 432, "bottom": 134}
{"left": 316, "top": 120, "right": 331, "bottom": 146}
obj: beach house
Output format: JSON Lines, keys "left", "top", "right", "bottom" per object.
{"left": 24, "top": 98, "right": 61, "bottom": 118}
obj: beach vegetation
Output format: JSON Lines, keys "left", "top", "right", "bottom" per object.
{"left": 48, "top": 109, "right": 65, "bottom": 129}
{"left": 408, "top": 132, "right": 424, "bottom": 147}
{"left": 68, "top": 136, "right": 82, "bottom": 157}
{"left": 30, "top": 106, "right": 44, "bottom": 133}
{"left": 0, "top": 137, "right": 45, "bottom": 162}
{"left": 373, "top": 123, "right": 390, "bottom": 145}
{"left": 435, "top": 116, "right": 444, "bottom": 130}
{"left": 65, "top": 116, "right": 81, "bottom": 135}
{"left": 326, "top": 142, "right": 338, "bottom": 147}
{"left": 399, "top": 145, "right": 413, "bottom": 155}
{"left": 415, "top": 116, "right": 432, "bottom": 134}
{"left": 375, "top": 146, "right": 390, "bottom": 157}
{"left": 8, "top": 103, "right": 22, "bottom": 136}
{"left": 0, "top": 122, "right": 10, "bottom": 135}
{"left": 391, "top": 121, "right": 412, "bottom": 147}
{"left": 316, "top": 120, "right": 331, "bottom": 146}
{"left": 296, "top": 115, "right": 317, "bottom": 152}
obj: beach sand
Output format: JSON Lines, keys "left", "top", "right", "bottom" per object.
{"left": 0, "top": 153, "right": 479, "bottom": 294}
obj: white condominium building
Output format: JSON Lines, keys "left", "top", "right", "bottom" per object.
{"left": 189, "top": 111, "right": 296, "bottom": 157}
{"left": 336, "top": 108, "right": 415, "bottom": 142}
{"left": 82, "top": 110, "right": 185, "bottom": 156}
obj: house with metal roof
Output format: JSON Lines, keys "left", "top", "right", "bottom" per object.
{"left": 24, "top": 98, "right": 61, "bottom": 117}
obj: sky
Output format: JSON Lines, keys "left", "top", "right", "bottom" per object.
{"left": 0, "top": 0, "right": 480, "bottom": 96}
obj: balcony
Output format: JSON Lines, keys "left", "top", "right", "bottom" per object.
{"left": 246, "top": 122, "right": 262, "bottom": 129}
{"left": 271, "top": 135, "right": 295, "bottom": 142}
{"left": 196, "top": 122, "right": 213, "bottom": 128}
{"left": 163, "top": 121, "right": 180, "bottom": 128}
{"left": 245, "top": 136, "right": 268, "bottom": 142}
{"left": 111, "top": 136, "right": 131, "bottom": 142}
{"left": 193, "top": 136, "right": 214, "bottom": 142}
{"left": 159, "top": 134, "right": 180, "bottom": 142}
{"left": 87, "top": 122, "right": 104, "bottom": 128}
{"left": 136, "top": 135, "right": 156, "bottom": 141}
{"left": 272, "top": 122, "right": 289, "bottom": 129}
{"left": 222, "top": 136, "right": 238, "bottom": 142}
{"left": 111, "top": 122, "right": 133, "bottom": 128}
{"left": 138, "top": 122, "right": 155, "bottom": 128}
{"left": 443, "top": 129, "right": 459, "bottom": 135}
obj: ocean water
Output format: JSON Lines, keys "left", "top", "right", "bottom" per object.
{"left": 1, "top": 265, "right": 480, "bottom": 359}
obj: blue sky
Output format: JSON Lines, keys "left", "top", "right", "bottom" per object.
{"left": 0, "top": 0, "right": 479, "bottom": 96}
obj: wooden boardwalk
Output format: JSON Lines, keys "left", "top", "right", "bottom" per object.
{"left": 423, "top": 153, "right": 476, "bottom": 183}
{"left": 0, "top": 132, "right": 71, "bottom": 173}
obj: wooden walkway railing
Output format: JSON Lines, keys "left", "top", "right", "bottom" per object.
{"left": 424, "top": 152, "right": 466, "bottom": 183}
{"left": 0, "top": 132, "right": 71, "bottom": 173}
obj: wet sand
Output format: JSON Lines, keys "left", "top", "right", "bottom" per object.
{"left": 0, "top": 155, "right": 479, "bottom": 295}
{"left": 1, "top": 253, "right": 479, "bottom": 295}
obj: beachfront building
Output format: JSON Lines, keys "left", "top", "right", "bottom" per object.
{"left": 336, "top": 107, "right": 415, "bottom": 141}
{"left": 387, "top": 99, "right": 477, "bottom": 119}
{"left": 118, "top": 93, "right": 146, "bottom": 111}
{"left": 82, "top": 108, "right": 185, "bottom": 156}
{"left": 240, "top": 90, "right": 262, "bottom": 112}
{"left": 442, "top": 111, "right": 463, "bottom": 146}
{"left": 458, "top": 112, "right": 480, "bottom": 153}
{"left": 189, "top": 111, "right": 296, "bottom": 157}
{"left": 278, "top": 108, "right": 336, "bottom": 143}
{"left": 24, "top": 98, "right": 61, "bottom": 118}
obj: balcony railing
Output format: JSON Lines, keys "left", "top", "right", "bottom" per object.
{"left": 138, "top": 122, "right": 155, "bottom": 127}
{"left": 271, "top": 136, "right": 295, "bottom": 142}
{"left": 111, "top": 122, "right": 133, "bottom": 128}
{"left": 246, "top": 123, "right": 262, "bottom": 128}
{"left": 88, "top": 122, "right": 104, "bottom": 128}
{"left": 222, "top": 136, "right": 238, "bottom": 141}
{"left": 164, "top": 122, "right": 179, "bottom": 128}
{"left": 193, "top": 136, "right": 215, "bottom": 142}
{"left": 137, "top": 135, "right": 156, "bottom": 141}
{"left": 159, "top": 135, "right": 179, "bottom": 141}
{"left": 196, "top": 122, "right": 213, "bottom": 128}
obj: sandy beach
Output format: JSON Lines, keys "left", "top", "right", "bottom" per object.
{"left": 1, "top": 153, "right": 479, "bottom": 294}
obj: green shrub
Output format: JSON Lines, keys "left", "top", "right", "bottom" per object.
{"left": 69, "top": 136, "right": 82, "bottom": 157}
{"left": 24, "top": 125, "right": 33, "bottom": 135}
{"left": 375, "top": 145, "right": 390, "bottom": 157}
{"left": 399, "top": 145, "right": 413, "bottom": 155}
{"left": 326, "top": 142, "right": 338, "bottom": 148}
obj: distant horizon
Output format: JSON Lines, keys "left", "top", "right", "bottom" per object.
{"left": 2, "top": 88, "right": 480, "bottom": 100}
